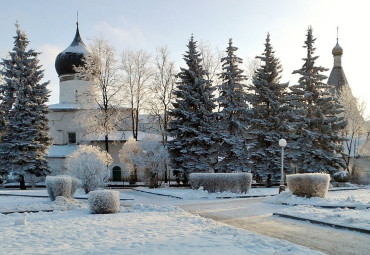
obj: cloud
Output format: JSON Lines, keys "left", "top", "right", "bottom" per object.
{"left": 93, "top": 20, "right": 146, "bottom": 51}
{"left": 38, "top": 44, "right": 63, "bottom": 105}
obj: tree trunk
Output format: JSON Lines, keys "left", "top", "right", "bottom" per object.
{"left": 19, "top": 174, "right": 26, "bottom": 190}
{"left": 105, "top": 134, "right": 109, "bottom": 153}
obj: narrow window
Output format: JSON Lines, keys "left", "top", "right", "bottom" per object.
{"left": 68, "top": 132, "right": 76, "bottom": 144}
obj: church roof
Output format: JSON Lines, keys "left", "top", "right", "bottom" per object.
{"left": 327, "top": 66, "right": 348, "bottom": 92}
{"left": 327, "top": 36, "right": 348, "bottom": 93}
{"left": 55, "top": 23, "right": 90, "bottom": 76}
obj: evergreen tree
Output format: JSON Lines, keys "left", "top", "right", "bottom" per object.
{"left": 168, "top": 35, "right": 217, "bottom": 184}
{"left": 289, "top": 27, "right": 346, "bottom": 173}
{"left": 0, "top": 24, "right": 51, "bottom": 181}
{"left": 246, "top": 33, "right": 293, "bottom": 177}
{"left": 215, "top": 39, "right": 249, "bottom": 172}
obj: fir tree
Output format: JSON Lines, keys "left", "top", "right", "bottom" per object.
{"left": 215, "top": 39, "right": 249, "bottom": 172}
{"left": 289, "top": 27, "right": 346, "bottom": 173}
{"left": 0, "top": 24, "right": 51, "bottom": 182}
{"left": 168, "top": 35, "right": 217, "bottom": 184}
{"left": 246, "top": 33, "right": 293, "bottom": 177}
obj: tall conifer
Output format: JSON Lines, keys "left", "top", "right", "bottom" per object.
{"left": 215, "top": 39, "right": 249, "bottom": 172}
{"left": 246, "top": 33, "right": 293, "bottom": 177}
{"left": 168, "top": 36, "right": 217, "bottom": 183}
{"left": 0, "top": 24, "right": 51, "bottom": 180}
{"left": 289, "top": 27, "right": 346, "bottom": 173}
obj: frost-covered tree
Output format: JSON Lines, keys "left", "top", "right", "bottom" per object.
{"left": 246, "top": 33, "right": 292, "bottom": 176}
{"left": 168, "top": 35, "right": 217, "bottom": 184}
{"left": 338, "top": 85, "right": 366, "bottom": 170}
{"left": 149, "top": 46, "right": 177, "bottom": 145}
{"left": 121, "top": 49, "right": 153, "bottom": 140}
{"left": 289, "top": 27, "right": 346, "bottom": 173}
{"left": 0, "top": 24, "right": 51, "bottom": 182}
{"left": 119, "top": 136, "right": 169, "bottom": 188}
{"left": 65, "top": 145, "right": 113, "bottom": 194}
{"left": 75, "top": 37, "right": 123, "bottom": 153}
{"left": 118, "top": 137, "right": 141, "bottom": 184}
{"left": 215, "top": 39, "right": 249, "bottom": 172}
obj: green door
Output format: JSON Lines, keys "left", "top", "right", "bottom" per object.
{"left": 112, "top": 166, "right": 122, "bottom": 181}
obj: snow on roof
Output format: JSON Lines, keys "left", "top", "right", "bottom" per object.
{"left": 46, "top": 145, "right": 78, "bottom": 158}
{"left": 48, "top": 103, "right": 79, "bottom": 110}
{"left": 61, "top": 43, "right": 89, "bottom": 55}
{"left": 83, "top": 131, "right": 164, "bottom": 142}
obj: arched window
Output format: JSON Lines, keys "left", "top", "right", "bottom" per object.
{"left": 112, "top": 166, "right": 122, "bottom": 181}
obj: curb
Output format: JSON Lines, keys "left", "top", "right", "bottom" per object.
{"left": 0, "top": 193, "right": 134, "bottom": 201}
{"left": 280, "top": 203, "right": 370, "bottom": 210}
{"left": 1, "top": 209, "right": 54, "bottom": 215}
{"left": 273, "top": 213, "right": 370, "bottom": 234}
{"left": 132, "top": 188, "right": 183, "bottom": 199}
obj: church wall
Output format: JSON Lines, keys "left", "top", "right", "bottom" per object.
{"left": 59, "top": 79, "right": 94, "bottom": 104}
{"left": 48, "top": 110, "right": 87, "bottom": 145}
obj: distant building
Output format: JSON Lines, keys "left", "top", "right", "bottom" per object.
{"left": 327, "top": 36, "right": 348, "bottom": 93}
{"left": 46, "top": 23, "right": 160, "bottom": 181}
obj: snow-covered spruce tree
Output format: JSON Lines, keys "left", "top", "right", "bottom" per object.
{"left": 168, "top": 35, "right": 217, "bottom": 184}
{"left": 0, "top": 24, "right": 51, "bottom": 182}
{"left": 65, "top": 145, "right": 113, "bottom": 194}
{"left": 246, "top": 33, "right": 293, "bottom": 176}
{"left": 289, "top": 27, "right": 346, "bottom": 174}
{"left": 214, "top": 39, "right": 249, "bottom": 172}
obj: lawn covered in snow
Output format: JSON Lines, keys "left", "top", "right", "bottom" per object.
{"left": 0, "top": 194, "right": 324, "bottom": 255}
{"left": 134, "top": 186, "right": 279, "bottom": 199}
{"left": 266, "top": 188, "right": 370, "bottom": 208}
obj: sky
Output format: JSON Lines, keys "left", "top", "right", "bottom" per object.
{"left": 0, "top": 0, "right": 369, "bottom": 117}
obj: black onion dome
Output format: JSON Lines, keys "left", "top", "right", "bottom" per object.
{"left": 55, "top": 24, "right": 90, "bottom": 76}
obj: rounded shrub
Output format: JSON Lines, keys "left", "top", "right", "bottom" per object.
{"left": 88, "top": 190, "right": 120, "bottom": 214}
{"left": 189, "top": 173, "right": 252, "bottom": 193}
{"left": 287, "top": 173, "right": 330, "bottom": 198}
{"left": 333, "top": 171, "right": 350, "bottom": 182}
{"left": 45, "top": 176, "right": 72, "bottom": 201}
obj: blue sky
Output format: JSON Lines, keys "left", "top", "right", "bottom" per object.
{"left": 1, "top": 0, "right": 369, "bottom": 117}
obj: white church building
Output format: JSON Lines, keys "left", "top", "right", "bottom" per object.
{"left": 46, "top": 24, "right": 159, "bottom": 181}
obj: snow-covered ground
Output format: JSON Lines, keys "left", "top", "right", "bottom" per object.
{"left": 133, "top": 186, "right": 279, "bottom": 199}
{"left": 265, "top": 188, "right": 370, "bottom": 232}
{"left": 0, "top": 193, "right": 324, "bottom": 255}
{"left": 277, "top": 205, "right": 370, "bottom": 231}
{"left": 266, "top": 188, "right": 370, "bottom": 208}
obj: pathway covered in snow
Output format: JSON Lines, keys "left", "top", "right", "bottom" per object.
{"left": 120, "top": 188, "right": 370, "bottom": 255}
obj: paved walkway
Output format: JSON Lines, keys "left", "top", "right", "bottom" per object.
{"left": 179, "top": 197, "right": 370, "bottom": 255}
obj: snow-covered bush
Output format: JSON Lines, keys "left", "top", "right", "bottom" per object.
{"left": 333, "top": 171, "right": 350, "bottom": 182}
{"left": 58, "top": 175, "right": 82, "bottom": 196}
{"left": 119, "top": 137, "right": 140, "bottom": 184}
{"left": 286, "top": 173, "right": 330, "bottom": 198}
{"left": 88, "top": 190, "right": 120, "bottom": 214}
{"left": 45, "top": 176, "right": 72, "bottom": 201}
{"left": 119, "top": 136, "right": 169, "bottom": 188}
{"left": 189, "top": 173, "right": 252, "bottom": 193}
{"left": 65, "top": 145, "right": 113, "bottom": 194}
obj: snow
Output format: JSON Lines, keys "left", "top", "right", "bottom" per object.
{"left": 0, "top": 193, "right": 324, "bottom": 255}
{"left": 134, "top": 186, "right": 279, "bottom": 199}
{"left": 266, "top": 188, "right": 370, "bottom": 208}
{"left": 61, "top": 43, "right": 89, "bottom": 54}
{"left": 277, "top": 205, "right": 370, "bottom": 232}
{"left": 47, "top": 145, "right": 78, "bottom": 158}
{"left": 1, "top": 186, "right": 369, "bottom": 254}
{"left": 48, "top": 103, "right": 80, "bottom": 110}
